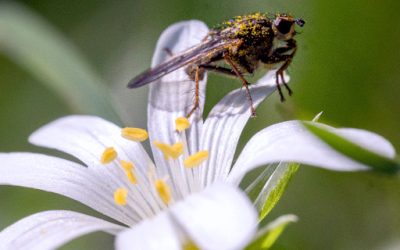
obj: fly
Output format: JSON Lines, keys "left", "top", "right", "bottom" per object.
{"left": 128, "top": 12, "right": 305, "bottom": 117}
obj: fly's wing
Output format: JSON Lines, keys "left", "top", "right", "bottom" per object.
{"left": 127, "top": 38, "right": 239, "bottom": 88}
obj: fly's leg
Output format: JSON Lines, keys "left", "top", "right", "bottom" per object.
{"left": 263, "top": 40, "right": 297, "bottom": 102}
{"left": 185, "top": 61, "right": 253, "bottom": 117}
{"left": 223, "top": 53, "right": 257, "bottom": 118}
{"left": 186, "top": 66, "right": 201, "bottom": 118}
{"left": 270, "top": 54, "right": 294, "bottom": 102}
{"left": 276, "top": 59, "right": 292, "bottom": 102}
{"left": 185, "top": 64, "right": 236, "bottom": 117}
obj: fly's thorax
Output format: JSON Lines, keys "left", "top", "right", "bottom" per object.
{"left": 219, "top": 20, "right": 274, "bottom": 74}
{"left": 260, "top": 38, "right": 297, "bottom": 67}
{"left": 269, "top": 38, "right": 296, "bottom": 57}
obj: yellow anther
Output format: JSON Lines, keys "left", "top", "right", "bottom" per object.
{"left": 114, "top": 188, "right": 128, "bottom": 206}
{"left": 101, "top": 147, "right": 117, "bottom": 164}
{"left": 155, "top": 179, "right": 171, "bottom": 205}
{"left": 175, "top": 117, "right": 190, "bottom": 131}
{"left": 184, "top": 151, "right": 209, "bottom": 168}
{"left": 121, "top": 127, "right": 148, "bottom": 142}
{"left": 153, "top": 141, "right": 184, "bottom": 160}
{"left": 120, "top": 160, "right": 138, "bottom": 184}
{"left": 120, "top": 160, "right": 134, "bottom": 171}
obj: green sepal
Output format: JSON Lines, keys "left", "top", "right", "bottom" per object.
{"left": 303, "top": 122, "right": 400, "bottom": 174}
{"left": 245, "top": 214, "right": 298, "bottom": 250}
{"left": 259, "top": 163, "right": 299, "bottom": 221}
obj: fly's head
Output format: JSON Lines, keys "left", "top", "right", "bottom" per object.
{"left": 272, "top": 14, "right": 305, "bottom": 41}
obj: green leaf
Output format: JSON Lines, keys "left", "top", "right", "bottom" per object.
{"left": 258, "top": 163, "right": 299, "bottom": 221}
{"left": 245, "top": 214, "right": 298, "bottom": 250}
{"left": 243, "top": 164, "right": 278, "bottom": 201}
{"left": 0, "top": 2, "right": 121, "bottom": 124}
{"left": 303, "top": 122, "right": 400, "bottom": 174}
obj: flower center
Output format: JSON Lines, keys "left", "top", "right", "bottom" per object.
{"left": 98, "top": 117, "right": 209, "bottom": 216}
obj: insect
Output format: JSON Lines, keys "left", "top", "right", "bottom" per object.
{"left": 128, "top": 12, "right": 305, "bottom": 117}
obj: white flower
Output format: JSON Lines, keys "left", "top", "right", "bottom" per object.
{"left": 0, "top": 20, "right": 397, "bottom": 250}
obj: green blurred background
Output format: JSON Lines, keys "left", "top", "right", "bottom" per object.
{"left": 1, "top": 0, "right": 400, "bottom": 249}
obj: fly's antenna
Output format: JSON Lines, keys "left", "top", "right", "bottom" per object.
{"left": 295, "top": 18, "right": 305, "bottom": 27}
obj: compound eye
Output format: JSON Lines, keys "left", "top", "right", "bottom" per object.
{"left": 275, "top": 18, "right": 293, "bottom": 35}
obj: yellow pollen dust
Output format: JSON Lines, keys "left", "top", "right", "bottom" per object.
{"left": 184, "top": 151, "right": 209, "bottom": 168}
{"left": 175, "top": 117, "right": 190, "bottom": 131}
{"left": 121, "top": 127, "right": 148, "bottom": 142}
{"left": 183, "top": 240, "right": 200, "bottom": 250}
{"left": 154, "top": 141, "right": 184, "bottom": 160}
{"left": 155, "top": 179, "right": 171, "bottom": 205}
{"left": 114, "top": 188, "right": 128, "bottom": 206}
{"left": 120, "top": 160, "right": 137, "bottom": 184}
{"left": 101, "top": 147, "right": 117, "bottom": 164}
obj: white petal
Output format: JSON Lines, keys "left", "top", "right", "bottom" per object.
{"left": 28, "top": 115, "right": 160, "bottom": 214}
{"left": 116, "top": 183, "right": 257, "bottom": 250}
{"left": 0, "top": 210, "right": 124, "bottom": 250}
{"left": 116, "top": 212, "right": 181, "bottom": 250}
{"left": 170, "top": 183, "right": 257, "bottom": 250}
{"left": 0, "top": 153, "right": 138, "bottom": 225}
{"left": 228, "top": 121, "right": 396, "bottom": 184}
{"left": 147, "top": 20, "right": 209, "bottom": 176}
{"left": 29, "top": 115, "right": 150, "bottom": 172}
{"left": 201, "top": 71, "right": 284, "bottom": 185}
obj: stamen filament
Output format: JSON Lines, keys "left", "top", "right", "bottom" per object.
{"left": 119, "top": 160, "right": 163, "bottom": 217}
{"left": 174, "top": 124, "right": 199, "bottom": 193}
{"left": 120, "top": 160, "right": 138, "bottom": 184}
{"left": 147, "top": 164, "right": 170, "bottom": 209}
{"left": 129, "top": 186, "right": 159, "bottom": 219}
{"left": 169, "top": 158, "right": 189, "bottom": 198}
{"left": 118, "top": 136, "right": 165, "bottom": 213}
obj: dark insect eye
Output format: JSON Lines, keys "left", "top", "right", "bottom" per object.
{"left": 275, "top": 19, "right": 293, "bottom": 34}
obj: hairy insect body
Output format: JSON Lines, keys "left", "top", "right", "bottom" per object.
{"left": 216, "top": 13, "right": 276, "bottom": 74}
{"left": 128, "top": 12, "right": 305, "bottom": 117}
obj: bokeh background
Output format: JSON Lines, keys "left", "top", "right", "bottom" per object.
{"left": 1, "top": 0, "right": 400, "bottom": 249}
